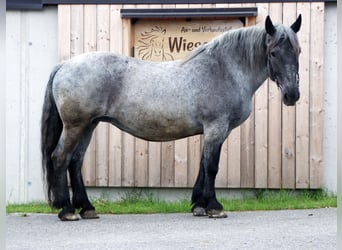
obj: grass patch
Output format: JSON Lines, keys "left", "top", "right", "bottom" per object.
{"left": 6, "top": 189, "right": 336, "bottom": 215}
{"left": 220, "top": 189, "right": 336, "bottom": 211}
{"left": 6, "top": 202, "right": 59, "bottom": 214}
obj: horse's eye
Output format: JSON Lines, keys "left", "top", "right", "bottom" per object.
{"left": 270, "top": 51, "right": 277, "bottom": 57}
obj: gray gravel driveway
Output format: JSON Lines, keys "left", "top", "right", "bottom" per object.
{"left": 6, "top": 208, "right": 336, "bottom": 250}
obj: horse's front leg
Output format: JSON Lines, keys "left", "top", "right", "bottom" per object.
{"left": 192, "top": 126, "right": 228, "bottom": 218}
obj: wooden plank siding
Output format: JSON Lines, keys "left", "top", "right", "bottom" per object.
{"left": 57, "top": 2, "right": 325, "bottom": 189}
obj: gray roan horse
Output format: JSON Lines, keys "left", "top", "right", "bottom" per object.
{"left": 41, "top": 15, "right": 301, "bottom": 221}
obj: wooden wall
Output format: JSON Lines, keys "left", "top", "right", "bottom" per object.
{"left": 57, "top": 2, "right": 324, "bottom": 189}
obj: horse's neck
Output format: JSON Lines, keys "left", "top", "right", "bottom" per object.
{"left": 224, "top": 28, "right": 269, "bottom": 94}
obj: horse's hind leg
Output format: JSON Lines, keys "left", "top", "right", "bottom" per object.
{"left": 51, "top": 125, "right": 86, "bottom": 221}
{"left": 69, "top": 122, "right": 99, "bottom": 219}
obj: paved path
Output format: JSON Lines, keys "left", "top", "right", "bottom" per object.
{"left": 7, "top": 208, "right": 336, "bottom": 250}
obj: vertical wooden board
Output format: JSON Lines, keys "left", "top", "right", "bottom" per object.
{"left": 161, "top": 142, "right": 175, "bottom": 187}
{"left": 267, "top": 3, "right": 283, "bottom": 189}
{"left": 57, "top": 5, "right": 71, "bottom": 61}
{"left": 83, "top": 5, "right": 97, "bottom": 52}
{"left": 134, "top": 138, "right": 148, "bottom": 186}
{"left": 95, "top": 5, "right": 110, "bottom": 186}
{"left": 254, "top": 89, "right": 268, "bottom": 188}
{"left": 122, "top": 5, "right": 134, "bottom": 56}
{"left": 108, "top": 126, "right": 122, "bottom": 186}
{"left": 95, "top": 123, "right": 109, "bottom": 186}
{"left": 281, "top": 3, "right": 297, "bottom": 189}
{"left": 122, "top": 133, "right": 135, "bottom": 186}
{"left": 227, "top": 128, "right": 241, "bottom": 188}
{"left": 240, "top": 15, "right": 256, "bottom": 188}
{"left": 70, "top": 5, "right": 85, "bottom": 57}
{"left": 309, "top": 2, "right": 324, "bottom": 188}
{"left": 110, "top": 5, "right": 123, "bottom": 54}
{"left": 174, "top": 135, "right": 188, "bottom": 187}
{"left": 254, "top": 3, "right": 269, "bottom": 188}
{"left": 295, "top": 3, "right": 311, "bottom": 189}
{"left": 97, "top": 5, "right": 110, "bottom": 52}
{"left": 174, "top": 138, "right": 188, "bottom": 187}
{"left": 148, "top": 142, "right": 161, "bottom": 187}
{"left": 121, "top": 10, "right": 135, "bottom": 186}
{"left": 240, "top": 114, "right": 255, "bottom": 188}
{"left": 188, "top": 135, "right": 202, "bottom": 187}
{"left": 108, "top": 4, "right": 123, "bottom": 186}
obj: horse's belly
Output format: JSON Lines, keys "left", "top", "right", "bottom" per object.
{"left": 107, "top": 113, "right": 202, "bottom": 142}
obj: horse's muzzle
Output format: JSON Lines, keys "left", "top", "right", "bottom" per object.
{"left": 283, "top": 89, "right": 300, "bottom": 106}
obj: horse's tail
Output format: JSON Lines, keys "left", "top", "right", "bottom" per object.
{"left": 41, "top": 64, "right": 63, "bottom": 206}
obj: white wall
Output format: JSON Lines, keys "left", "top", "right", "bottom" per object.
{"left": 5, "top": 4, "right": 337, "bottom": 203}
{"left": 323, "top": 3, "right": 337, "bottom": 194}
{"left": 6, "top": 7, "right": 57, "bottom": 203}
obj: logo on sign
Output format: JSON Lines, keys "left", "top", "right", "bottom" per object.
{"left": 136, "top": 26, "right": 174, "bottom": 61}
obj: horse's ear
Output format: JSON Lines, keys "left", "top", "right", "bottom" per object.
{"left": 265, "top": 16, "right": 276, "bottom": 36}
{"left": 291, "top": 14, "right": 302, "bottom": 33}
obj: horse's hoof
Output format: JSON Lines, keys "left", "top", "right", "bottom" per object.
{"left": 207, "top": 209, "right": 228, "bottom": 219}
{"left": 59, "top": 213, "right": 79, "bottom": 221}
{"left": 80, "top": 210, "right": 99, "bottom": 219}
{"left": 192, "top": 207, "right": 207, "bottom": 216}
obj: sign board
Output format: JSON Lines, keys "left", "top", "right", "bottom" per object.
{"left": 133, "top": 19, "right": 244, "bottom": 61}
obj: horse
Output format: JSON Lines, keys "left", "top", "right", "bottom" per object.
{"left": 41, "top": 15, "right": 301, "bottom": 221}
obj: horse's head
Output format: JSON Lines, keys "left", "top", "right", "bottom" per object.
{"left": 265, "top": 15, "right": 301, "bottom": 106}
{"left": 137, "top": 26, "right": 167, "bottom": 60}
{"left": 151, "top": 37, "right": 165, "bottom": 57}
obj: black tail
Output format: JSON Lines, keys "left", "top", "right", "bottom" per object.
{"left": 41, "top": 64, "right": 63, "bottom": 206}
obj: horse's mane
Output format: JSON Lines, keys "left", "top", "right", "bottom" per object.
{"left": 181, "top": 23, "right": 300, "bottom": 67}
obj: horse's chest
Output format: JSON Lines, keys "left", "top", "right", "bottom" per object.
{"left": 229, "top": 100, "right": 252, "bottom": 129}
